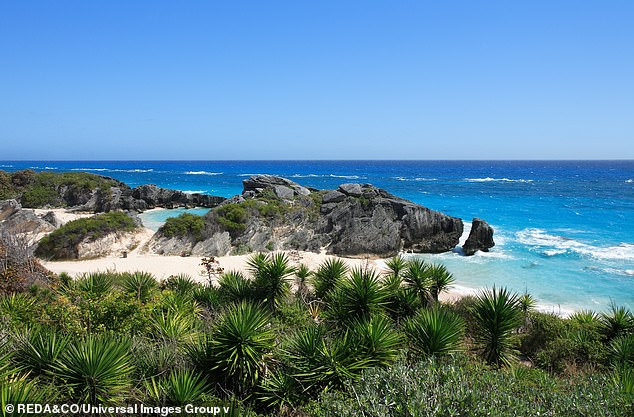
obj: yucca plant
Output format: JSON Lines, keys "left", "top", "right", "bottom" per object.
{"left": 294, "top": 263, "right": 312, "bottom": 299}
{"left": 471, "top": 286, "right": 522, "bottom": 367}
{"left": 192, "top": 285, "right": 221, "bottom": 311}
{"left": 12, "top": 327, "right": 70, "bottom": 376}
{"left": 121, "top": 271, "right": 157, "bottom": 303}
{"left": 1, "top": 374, "right": 55, "bottom": 416}
{"left": 160, "top": 292, "right": 202, "bottom": 317}
{"left": 0, "top": 293, "right": 36, "bottom": 324}
{"left": 385, "top": 255, "right": 408, "bottom": 278}
{"left": 610, "top": 334, "right": 634, "bottom": 367}
{"left": 403, "top": 258, "right": 432, "bottom": 306}
{"left": 51, "top": 335, "right": 133, "bottom": 405}
{"left": 161, "top": 274, "right": 198, "bottom": 297}
{"left": 350, "top": 315, "right": 402, "bottom": 367}
{"left": 427, "top": 263, "right": 455, "bottom": 302}
{"left": 570, "top": 309, "right": 601, "bottom": 326}
{"left": 208, "top": 302, "right": 276, "bottom": 396}
{"left": 312, "top": 258, "right": 348, "bottom": 301}
{"left": 151, "top": 310, "right": 199, "bottom": 347}
{"left": 518, "top": 292, "right": 536, "bottom": 330}
{"left": 144, "top": 369, "right": 208, "bottom": 406}
{"left": 600, "top": 304, "right": 634, "bottom": 342}
{"left": 249, "top": 252, "right": 295, "bottom": 310}
{"left": 75, "top": 271, "right": 114, "bottom": 296}
{"left": 285, "top": 324, "right": 370, "bottom": 392}
{"left": 328, "top": 267, "right": 389, "bottom": 324}
{"left": 258, "top": 370, "right": 303, "bottom": 412}
{"left": 131, "top": 337, "right": 181, "bottom": 380}
{"left": 384, "top": 273, "right": 421, "bottom": 323}
{"left": 217, "top": 271, "right": 253, "bottom": 303}
{"left": 405, "top": 305, "right": 465, "bottom": 358}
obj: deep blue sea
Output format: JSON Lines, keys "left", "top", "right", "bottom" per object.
{"left": 3, "top": 160, "right": 633, "bottom": 313}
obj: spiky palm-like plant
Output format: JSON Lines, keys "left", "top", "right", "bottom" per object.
{"left": 471, "top": 286, "right": 522, "bottom": 367}
{"left": 312, "top": 258, "right": 348, "bottom": 301}
{"left": 350, "top": 315, "right": 402, "bottom": 367}
{"left": 403, "top": 258, "right": 432, "bottom": 306}
{"left": 286, "top": 324, "right": 370, "bottom": 393}
{"left": 218, "top": 270, "right": 253, "bottom": 304}
{"left": 151, "top": 310, "right": 199, "bottom": 347}
{"left": 427, "top": 263, "right": 455, "bottom": 302}
{"left": 209, "top": 302, "right": 275, "bottom": 396}
{"left": 385, "top": 255, "right": 407, "bottom": 278}
{"left": 75, "top": 271, "right": 114, "bottom": 296}
{"left": 144, "top": 369, "right": 208, "bottom": 406}
{"left": 249, "top": 252, "right": 295, "bottom": 310}
{"left": 0, "top": 293, "right": 36, "bottom": 324}
{"left": 405, "top": 305, "right": 465, "bottom": 358}
{"left": 610, "top": 334, "right": 634, "bottom": 367}
{"left": 518, "top": 292, "right": 536, "bottom": 329}
{"left": 600, "top": 304, "right": 634, "bottom": 342}
{"left": 570, "top": 309, "right": 601, "bottom": 326}
{"left": 328, "top": 267, "right": 389, "bottom": 324}
{"left": 121, "top": 271, "right": 157, "bottom": 303}
{"left": 161, "top": 274, "right": 198, "bottom": 297}
{"left": 294, "top": 263, "right": 312, "bottom": 299}
{"left": 1, "top": 374, "right": 55, "bottom": 415}
{"left": 13, "top": 328, "right": 70, "bottom": 376}
{"left": 51, "top": 335, "right": 133, "bottom": 405}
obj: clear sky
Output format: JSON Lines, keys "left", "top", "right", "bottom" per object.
{"left": 1, "top": 1, "right": 633, "bottom": 160}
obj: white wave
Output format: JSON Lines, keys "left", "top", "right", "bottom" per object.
{"left": 70, "top": 168, "right": 153, "bottom": 173}
{"left": 464, "top": 177, "right": 533, "bottom": 183}
{"left": 290, "top": 173, "right": 365, "bottom": 180}
{"left": 394, "top": 176, "right": 437, "bottom": 182}
{"left": 184, "top": 171, "right": 222, "bottom": 176}
{"left": 516, "top": 228, "right": 634, "bottom": 261}
{"left": 0, "top": 164, "right": 13, "bottom": 168}
{"left": 626, "top": 179, "right": 633, "bottom": 183}
{"left": 71, "top": 168, "right": 109, "bottom": 171}
{"left": 182, "top": 190, "right": 206, "bottom": 194}
{"left": 238, "top": 173, "right": 269, "bottom": 177}
{"left": 29, "top": 166, "right": 57, "bottom": 170}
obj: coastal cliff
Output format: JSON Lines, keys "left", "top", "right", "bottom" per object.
{"left": 149, "top": 175, "right": 465, "bottom": 257}
{"left": 0, "top": 169, "right": 226, "bottom": 212}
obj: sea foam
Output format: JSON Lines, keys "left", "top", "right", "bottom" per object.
{"left": 184, "top": 171, "right": 223, "bottom": 176}
{"left": 516, "top": 228, "right": 634, "bottom": 261}
{"left": 464, "top": 177, "right": 533, "bottom": 183}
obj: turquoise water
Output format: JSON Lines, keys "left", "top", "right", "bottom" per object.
{"left": 139, "top": 207, "right": 211, "bottom": 232}
{"left": 3, "top": 160, "right": 633, "bottom": 312}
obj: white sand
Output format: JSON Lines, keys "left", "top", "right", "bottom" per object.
{"left": 41, "top": 249, "right": 468, "bottom": 302}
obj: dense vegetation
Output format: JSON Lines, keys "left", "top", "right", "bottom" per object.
{"left": 0, "top": 169, "right": 120, "bottom": 208}
{"left": 35, "top": 212, "right": 138, "bottom": 260}
{"left": 1, "top": 254, "right": 632, "bottom": 416}
{"left": 159, "top": 213, "right": 206, "bottom": 241}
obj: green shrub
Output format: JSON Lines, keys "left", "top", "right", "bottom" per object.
{"left": 159, "top": 213, "right": 205, "bottom": 241}
{"left": 35, "top": 212, "right": 137, "bottom": 260}
{"left": 308, "top": 358, "right": 634, "bottom": 417}
{"left": 214, "top": 204, "right": 248, "bottom": 232}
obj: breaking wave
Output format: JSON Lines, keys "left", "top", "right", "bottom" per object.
{"left": 516, "top": 228, "right": 634, "bottom": 261}
{"left": 184, "top": 171, "right": 223, "bottom": 176}
{"left": 465, "top": 177, "right": 533, "bottom": 183}
{"left": 70, "top": 168, "right": 154, "bottom": 173}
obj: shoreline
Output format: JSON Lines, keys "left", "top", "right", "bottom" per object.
{"left": 40, "top": 249, "right": 574, "bottom": 316}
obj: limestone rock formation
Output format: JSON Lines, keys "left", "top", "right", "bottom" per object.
{"left": 150, "top": 175, "right": 465, "bottom": 257}
{"left": 462, "top": 218, "right": 495, "bottom": 256}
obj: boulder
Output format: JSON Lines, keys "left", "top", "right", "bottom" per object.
{"left": 0, "top": 199, "right": 21, "bottom": 221}
{"left": 338, "top": 183, "right": 363, "bottom": 197}
{"left": 242, "top": 175, "right": 310, "bottom": 197}
{"left": 322, "top": 190, "right": 346, "bottom": 204}
{"left": 462, "top": 218, "right": 495, "bottom": 256}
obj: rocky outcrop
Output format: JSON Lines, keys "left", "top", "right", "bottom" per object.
{"left": 75, "top": 184, "right": 226, "bottom": 212}
{"left": 0, "top": 200, "right": 55, "bottom": 237}
{"left": 462, "top": 218, "right": 495, "bottom": 256}
{"left": 150, "top": 175, "right": 465, "bottom": 257}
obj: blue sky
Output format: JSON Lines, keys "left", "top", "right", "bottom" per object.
{"left": 1, "top": 1, "right": 633, "bottom": 160}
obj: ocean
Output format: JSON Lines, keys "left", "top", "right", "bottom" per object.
{"left": 2, "top": 160, "right": 633, "bottom": 313}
